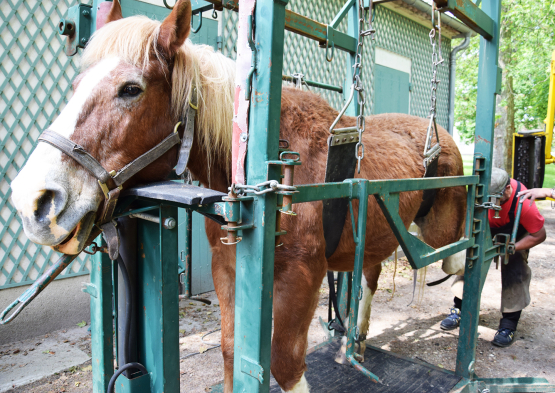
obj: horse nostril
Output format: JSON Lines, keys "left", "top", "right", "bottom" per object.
{"left": 34, "top": 190, "right": 55, "bottom": 222}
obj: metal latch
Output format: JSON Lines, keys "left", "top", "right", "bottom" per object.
{"left": 58, "top": 3, "right": 92, "bottom": 56}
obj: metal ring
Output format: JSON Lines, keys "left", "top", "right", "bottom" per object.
{"left": 220, "top": 236, "right": 242, "bottom": 245}
{"left": 279, "top": 151, "right": 301, "bottom": 161}
{"left": 191, "top": 12, "right": 202, "bottom": 34}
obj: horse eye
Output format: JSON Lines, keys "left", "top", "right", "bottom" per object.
{"left": 120, "top": 84, "right": 142, "bottom": 97}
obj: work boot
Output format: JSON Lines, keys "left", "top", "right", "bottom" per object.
{"left": 492, "top": 328, "right": 515, "bottom": 347}
{"left": 440, "top": 307, "right": 461, "bottom": 330}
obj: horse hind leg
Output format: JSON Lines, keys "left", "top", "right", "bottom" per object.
{"left": 335, "top": 261, "right": 381, "bottom": 364}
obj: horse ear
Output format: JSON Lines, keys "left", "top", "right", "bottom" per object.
{"left": 158, "top": 0, "right": 191, "bottom": 58}
{"left": 96, "top": 0, "right": 123, "bottom": 30}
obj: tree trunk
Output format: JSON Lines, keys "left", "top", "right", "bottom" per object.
{"left": 493, "top": 15, "right": 515, "bottom": 174}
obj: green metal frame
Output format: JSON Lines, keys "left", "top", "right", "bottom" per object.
{"left": 223, "top": 0, "right": 555, "bottom": 392}
{"left": 61, "top": 0, "right": 555, "bottom": 392}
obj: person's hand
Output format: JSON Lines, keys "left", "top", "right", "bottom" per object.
{"left": 516, "top": 188, "right": 552, "bottom": 206}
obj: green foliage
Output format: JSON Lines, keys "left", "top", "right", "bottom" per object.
{"left": 455, "top": 0, "right": 555, "bottom": 141}
{"left": 454, "top": 37, "right": 479, "bottom": 143}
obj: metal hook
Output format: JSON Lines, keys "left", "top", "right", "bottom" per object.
{"left": 191, "top": 12, "right": 202, "bottom": 34}
{"left": 325, "top": 39, "right": 335, "bottom": 62}
{"left": 212, "top": 4, "right": 218, "bottom": 19}
{"left": 163, "top": 0, "right": 174, "bottom": 10}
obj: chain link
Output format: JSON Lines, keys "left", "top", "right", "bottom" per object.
{"left": 353, "top": 0, "right": 375, "bottom": 173}
{"left": 423, "top": 2, "right": 444, "bottom": 171}
{"left": 230, "top": 180, "right": 297, "bottom": 196}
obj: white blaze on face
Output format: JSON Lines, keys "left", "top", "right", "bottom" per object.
{"left": 281, "top": 374, "right": 309, "bottom": 393}
{"left": 49, "top": 57, "right": 121, "bottom": 136}
{"left": 11, "top": 57, "right": 120, "bottom": 247}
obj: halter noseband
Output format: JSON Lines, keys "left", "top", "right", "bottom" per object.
{"left": 37, "top": 96, "right": 198, "bottom": 259}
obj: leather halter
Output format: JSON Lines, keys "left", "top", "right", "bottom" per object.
{"left": 37, "top": 97, "right": 198, "bottom": 259}
{"left": 39, "top": 126, "right": 181, "bottom": 223}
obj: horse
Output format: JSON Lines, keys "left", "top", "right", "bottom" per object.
{"left": 9, "top": 1, "right": 466, "bottom": 392}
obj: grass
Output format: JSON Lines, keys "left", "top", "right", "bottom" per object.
{"left": 462, "top": 156, "right": 555, "bottom": 188}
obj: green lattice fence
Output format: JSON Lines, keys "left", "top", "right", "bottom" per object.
{"left": 1, "top": 0, "right": 453, "bottom": 290}
{"left": 0, "top": 0, "right": 90, "bottom": 290}
{"left": 222, "top": 1, "right": 452, "bottom": 127}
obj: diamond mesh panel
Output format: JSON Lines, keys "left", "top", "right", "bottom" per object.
{"left": 221, "top": 2, "right": 451, "bottom": 124}
{"left": 0, "top": 0, "right": 90, "bottom": 289}
{"left": 374, "top": 6, "right": 451, "bottom": 129}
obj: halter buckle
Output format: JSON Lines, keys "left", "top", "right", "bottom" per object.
{"left": 98, "top": 180, "right": 110, "bottom": 199}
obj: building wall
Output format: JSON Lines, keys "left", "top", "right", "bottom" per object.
{"left": 222, "top": 1, "right": 452, "bottom": 128}
{"left": 373, "top": 5, "right": 452, "bottom": 129}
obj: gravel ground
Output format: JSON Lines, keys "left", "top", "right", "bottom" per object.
{"left": 4, "top": 201, "right": 554, "bottom": 392}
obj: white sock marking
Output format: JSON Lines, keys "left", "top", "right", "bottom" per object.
{"left": 281, "top": 374, "right": 309, "bottom": 393}
{"left": 357, "top": 275, "right": 373, "bottom": 337}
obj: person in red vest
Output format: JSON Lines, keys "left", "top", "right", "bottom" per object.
{"left": 440, "top": 168, "right": 546, "bottom": 347}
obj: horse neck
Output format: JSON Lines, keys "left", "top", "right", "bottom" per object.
{"left": 186, "top": 137, "right": 229, "bottom": 194}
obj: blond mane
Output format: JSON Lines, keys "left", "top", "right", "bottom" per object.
{"left": 81, "top": 16, "right": 235, "bottom": 174}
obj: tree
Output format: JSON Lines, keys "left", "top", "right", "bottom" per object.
{"left": 454, "top": 0, "right": 555, "bottom": 172}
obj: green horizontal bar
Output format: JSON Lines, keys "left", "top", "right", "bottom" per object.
{"left": 204, "top": 0, "right": 357, "bottom": 53}
{"left": 293, "top": 176, "right": 478, "bottom": 204}
{"left": 436, "top": 0, "right": 494, "bottom": 40}
{"left": 282, "top": 75, "right": 343, "bottom": 93}
{"left": 479, "top": 377, "right": 555, "bottom": 393}
{"left": 293, "top": 182, "right": 354, "bottom": 204}
{"left": 484, "top": 244, "right": 500, "bottom": 262}
{"left": 418, "top": 238, "right": 474, "bottom": 267}
{"left": 365, "top": 175, "right": 479, "bottom": 194}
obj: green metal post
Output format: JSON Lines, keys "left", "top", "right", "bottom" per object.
{"left": 178, "top": 208, "right": 193, "bottom": 297}
{"left": 345, "top": 181, "right": 380, "bottom": 382}
{"left": 455, "top": 0, "right": 501, "bottom": 379}
{"left": 87, "top": 241, "right": 114, "bottom": 392}
{"left": 336, "top": 0, "right": 361, "bottom": 331}
{"left": 132, "top": 204, "right": 180, "bottom": 392}
{"left": 232, "top": 0, "right": 288, "bottom": 391}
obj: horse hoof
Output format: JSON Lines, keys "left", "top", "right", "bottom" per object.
{"left": 334, "top": 337, "right": 349, "bottom": 365}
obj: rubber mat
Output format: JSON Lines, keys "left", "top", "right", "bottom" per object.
{"left": 212, "top": 339, "right": 461, "bottom": 393}
{"left": 269, "top": 339, "right": 461, "bottom": 392}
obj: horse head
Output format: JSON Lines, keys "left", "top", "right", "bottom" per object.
{"left": 10, "top": 0, "right": 197, "bottom": 255}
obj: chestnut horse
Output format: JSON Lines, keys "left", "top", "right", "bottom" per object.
{"left": 10, "top": 1, "right": 466, "bottom": 392}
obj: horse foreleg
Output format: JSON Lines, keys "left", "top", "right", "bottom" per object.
{"left": 271, "top": 262, "right": 325, "bottom": 393}
{"left": 335, "top": 261, "right": 381, "bottom": 364}
{"left": 211, "top": 248, "right": 236, "bottom": 393}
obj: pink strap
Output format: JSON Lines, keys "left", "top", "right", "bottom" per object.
{"left": 96, "top": 1, "right": 113, "bottom": 30}
{"left": 231, "top": 0, "right": 256, "bottom": 185}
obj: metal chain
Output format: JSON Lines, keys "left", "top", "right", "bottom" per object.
{"left": 423, "top": 2, "right": 444, "bottom": 170}
{"left": 353, "top": 0, "right": 375, "bottom": 173}
{"left": 231, "top": 180, "right": 296, "bottom": 196}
